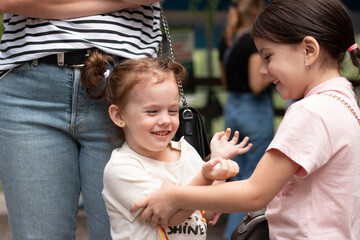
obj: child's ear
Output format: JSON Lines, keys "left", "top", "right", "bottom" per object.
{"left": 109, "top": 104, "right": 126, "bottom": 128}
{"left": 302, "top": 36, "right": 320, "bottom": 67}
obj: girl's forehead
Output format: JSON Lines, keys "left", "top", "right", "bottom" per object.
{"left": 132, "top": 76, "right": 177, "bottom": 92}
{"left": 255, "top": 38, "right": 300, "bottom": 51}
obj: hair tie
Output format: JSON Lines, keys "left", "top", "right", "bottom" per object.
{"left": 347, "top": 43, "right": 358, "bottom": 53}
{"left": 103, "top": 69, "right": 111, "bottom": 78}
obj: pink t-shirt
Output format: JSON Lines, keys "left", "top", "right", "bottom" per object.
{"left": 266, "top": 77, "right": 360, "bottom": 239}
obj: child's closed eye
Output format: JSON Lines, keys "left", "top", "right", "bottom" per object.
{"left": 169, "top": 109, "right": 179, "bottom": 115}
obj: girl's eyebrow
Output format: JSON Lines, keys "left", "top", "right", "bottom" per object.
{"left": 258, "top": 47, "right": 271, "bottom": 55}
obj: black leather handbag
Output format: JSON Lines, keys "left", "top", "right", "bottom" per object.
{"left": 174, "top": 107, "right": 211, "bottom": 159}
{"left": 160, "top": 6, "right": 210, "bottom": 160}
{"left": 231, "top": 208, "right": 269, "bottom": 240}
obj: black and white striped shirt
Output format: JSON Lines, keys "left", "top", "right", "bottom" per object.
{"left": 0, "top": 3, "right": 162, "bottom": 71}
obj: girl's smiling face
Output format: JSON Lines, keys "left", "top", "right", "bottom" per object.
{"left": 254, "top": 37, "right": 310, "bottom": 100}
{"left": 119, "top": 76, "right": 180, "bottom": 160}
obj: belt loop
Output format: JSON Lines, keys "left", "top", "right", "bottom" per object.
{"left": 57, "top": 53, "right": 65, "bottom": 66}
{"left": 31, "top": 59, "right": 38, "bottom": 66}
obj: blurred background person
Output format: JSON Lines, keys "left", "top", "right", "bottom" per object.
{"left": 218, "top": 0, "right": 274, "bottom": 238}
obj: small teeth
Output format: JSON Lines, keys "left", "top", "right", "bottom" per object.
{"left": 153, "top": 131, "right": 169, "bottom": 136}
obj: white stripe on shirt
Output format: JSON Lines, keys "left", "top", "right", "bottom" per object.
{"left": 0, "top": 3, "right": 162, "bottom": 71}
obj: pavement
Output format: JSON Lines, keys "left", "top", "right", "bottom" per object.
{"left": 0, "top": 192, "right": 228, "bottom": 240}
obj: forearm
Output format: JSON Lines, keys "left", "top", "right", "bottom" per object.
{"left": 168, "top": 171, "right": 213, "bottom": 225}
{"left": 174, "top": 150, "right": 300, "bottom": 213}
{"left": 175, "top": 180, "right": 266, "bottom": 213}
{"left": 188, "top": 171, "right": 213, "bottom": 186}
{"left": 0, "top": 0, "right": 158, "bottom": 19}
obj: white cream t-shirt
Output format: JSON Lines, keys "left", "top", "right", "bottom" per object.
{"left": 102, "top": 138, "right": 207, "bottom": 240}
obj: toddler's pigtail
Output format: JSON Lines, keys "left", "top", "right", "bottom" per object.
{"left": 168, "top": 61, "right": 187, "bottom": 85}
{"left": 81, "top": 50, "right": 114, "bottom": 99}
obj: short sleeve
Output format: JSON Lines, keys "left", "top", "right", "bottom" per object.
{"left": 267, "top": 101, "right": 332, "bottom": 177}
{"left": 102, "top": 155, "right": 160, "bottom": 222}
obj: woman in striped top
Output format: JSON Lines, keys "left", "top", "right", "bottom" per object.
{"left": 0, "top": 1, "right": 161, "bottom": 239}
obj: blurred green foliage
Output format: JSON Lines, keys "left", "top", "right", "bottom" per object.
{"left": 0, "top": 13, "right": 4, "bottom": 41}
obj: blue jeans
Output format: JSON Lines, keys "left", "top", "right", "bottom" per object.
{"left": 223, "top": 92, "right": 274, "bottom": 239}
{"left": 0, "top": 62, "right": 118, "bottom": 239}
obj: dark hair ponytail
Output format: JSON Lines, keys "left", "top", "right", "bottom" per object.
{"left": 348, "top": 48, "right": 360, "bottom": 71}
{"left": 81, "top": 50, "right": 114, "bottom": 99}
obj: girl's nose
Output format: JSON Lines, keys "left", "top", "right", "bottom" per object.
{"left": 259, "top": 64, "right": 268, "bottom": 77}
{"left": 158, "top": 112, "right": 171, "bottom": 125}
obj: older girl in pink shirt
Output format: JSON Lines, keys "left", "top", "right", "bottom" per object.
{"left": 131, "top": 0, "right": 360, "bottom": 239}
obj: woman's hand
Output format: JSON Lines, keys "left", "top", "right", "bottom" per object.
{"left": 202, "top": 158, "right": 239, "bottom": 181}
{"left": 210, "top": 128, "right": 252, "bottom": 160}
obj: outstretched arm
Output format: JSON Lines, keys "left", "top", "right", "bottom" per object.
{"left": 131, "top": 149, "right": 301, "bottom": 227}
{"left": 0, "top": 0, "right": 159, "bottom": 19}
{"left": 166, "top": 158, "right": 239, "bottom": 226}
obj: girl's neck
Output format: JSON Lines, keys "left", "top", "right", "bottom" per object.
{"left": 305, "top": 66, "right": 341, "bottom": 96}
{"left": 136, "top": 143, "right": 180, "bottom": 163}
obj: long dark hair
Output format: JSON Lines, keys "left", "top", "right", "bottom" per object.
{"left": 251, "top": 0, "right": 360, "bottom": 70}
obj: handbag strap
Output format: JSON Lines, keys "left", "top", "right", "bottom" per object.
{"left": 323, "top": 93, "right": 360, "bottom": 126}
{"left": 160, "top": 6, "right": 188, "bottom": 109}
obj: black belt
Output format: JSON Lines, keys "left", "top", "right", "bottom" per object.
{"left": 37, "top": 49, "right": 90, "bottom": 68}
{"left": 37, "top": 49, "right": 126, "bottom": 68}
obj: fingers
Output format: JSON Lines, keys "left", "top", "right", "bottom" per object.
{"left": 130, "top": 196, "right": 159, "bottom": 225}
{"left": 238, "top": 142, "right": 253, "bottom": 154}
{"left": 139, "top": 206, "right": 153, "bottom": 224}
{"left": 222, "top": 128, "right": 231, "bottom": 141}
{"left": 238, "top": 136, "right": 249, "bottom": 148}
{"left": 230, "top": 130, "right": 239, "bottom": 144}
{"left": 204, "top": 158, "right": 222, "bottom": 169}
{"left": 212, "top": 131, "right": 225, "bottom": 141}
{"left": 130, "top": 196, "right": 149, "bottom": 214}
{"left": 131, "top": 200, "right": 169, "bottom": 227}
{"left": 207, "top": 212, "right": 222, "bottom": 226}
{"left": 218, "top": 159, "right": 239, "bottom": 176}
{"left": 208, "top": 158, "right": 239, "bottom": 180}
{"left": 235, "top": 136, "right": 252, "bottom": 153}
{"left": 150, "top": 214, "right": 160, "bottom": 227}
{"left": 202, "top": 158, "right": 222, "bottom": 180}
{"left": 226, "top": 159, "right": 239, "bottom": 176}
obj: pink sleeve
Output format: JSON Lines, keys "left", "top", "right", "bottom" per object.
{"left": 266, "top": 102, "right": 331, "bottom": 178}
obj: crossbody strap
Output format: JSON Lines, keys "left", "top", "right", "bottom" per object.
{"left": 159, "top": 5, "right": 188, "bottom": 109}
{"left": 323, "top": 93, "right": 360, "bottom": 126}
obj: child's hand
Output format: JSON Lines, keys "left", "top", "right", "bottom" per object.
{"left": 210, "top": 128, "right": 252, "bottom": 159}
{"left": 202, "top": 158, "right": 239, "bottom": 181}
{"left": 204, "top": 211, "right": 222, "bottom": 226}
